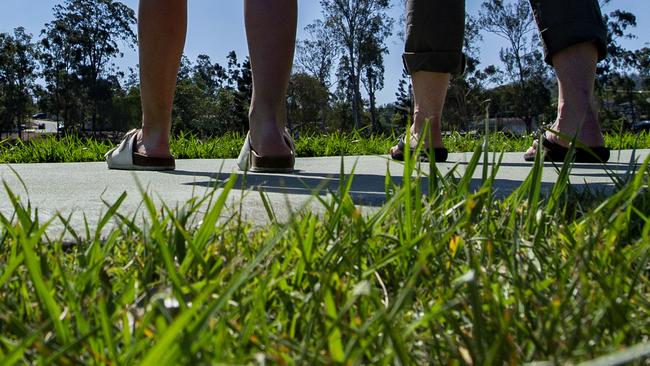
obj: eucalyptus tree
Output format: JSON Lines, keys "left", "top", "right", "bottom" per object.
{"left": 193, "top": 54, "right": 228, "bottom": 98}
{"left": 320, "top": 0, "right": 392, "bottom": 130}
{"left": 585, "top": 1, "right": 640, "bottom": 124}
{"left": 445, "top": 15, "right": 497, "bottom": 130}
{"left": 0, "top": 28, "right": 38, "bottom": 137}
{"left": 287, "top": 73, "right": 330, "bottom": 131}
{"left": 597, "top": 0, "right": 638, "bottom": 84}
{"left": 296, "top": 20, "right": 339, "bottom": 89}
{"left": 478, "top": 0, "right": 550, "bottom": 132}
{"left": 636, "top": 47, "right": 650, "bottom": 89}
{"left": 171, "top": 53, "right": 254, "bottom": 136}
{"left": 360, "top": 13, "right": 392, "bottom": 132}
{"left": 393, "top": 68, "right": 412, "bottom": 127}
{"left": 295, "top": 21, "right": 339, "bottom": 131}
{"left": 40, "top": 0, "right": 136, "bottom": 132}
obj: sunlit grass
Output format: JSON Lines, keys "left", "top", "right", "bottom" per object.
{"left": 1, "top": 130, "right": 648, "bottom": 164}
{"left": 0, "top": 139, "right": 649, "bottom": 364}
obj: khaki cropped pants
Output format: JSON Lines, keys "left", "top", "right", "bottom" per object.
{"left": 403, "top": 0, "right": 608, "bottom": 74}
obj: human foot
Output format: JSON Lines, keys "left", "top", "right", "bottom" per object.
{"left": 238, "top": 109, "right": 295, "bottom": 172}
{"left": 389, "top": 126, "right": 447, "bottom": 162}
{"left": 524, "top": 119, "right": 608, "bottom": 162}
{"left": 237, "top": 130, "right": 295, "bottom": 172}
{"left": 247, "top": 108, "right": 293, "bottom": 158}
{"left": 106, "top": 129, "right": 175, "bottom": 170}
{"left": 135, "top": 128, "right": 173, "bottom": 159}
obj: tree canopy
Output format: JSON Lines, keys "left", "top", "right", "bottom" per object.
{"left": 0, "top": 0, "right": 647, "bottom": 140}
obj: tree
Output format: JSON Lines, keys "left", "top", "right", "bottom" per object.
{"left": 634, "top": 48, "right": 650, "bottom": 119}
{"left": 296, "top": 20, "right": 338, "bottom": 88}
{"left": 107, "top": 81, "right": 141, "bottom": 133}
{"left": 444, "top": 15, "right": 500, "bottom": 130}
{"left": 287, "top": 73, "right": 330, "bottom": 132}
{"left": 0, "top": 28, "right": 38, "bottom": 137}
{"left": 485, "top": 78, "right": 552, "bottom": 129}
{"left": 170, "top": 53, "right": 254, "bottom": 136}
{"left": 597, "top": 3, "right": 638, "bottom": 85}
{"left": 636, "top": 47, "right": 650, "bottom": 89}
{"left": 223, "top": 52, "right": 252, "bottom": 133}
{"left": 589, "top": 2, "right": 641, "bottom": 125}
{"left": 479, "top": 0, "right": 550, "bottom": 132}
{"left": 193, "top": 54, "right": 228, "bottom": 98}
{"left": 360, "top": 13, "right": 392, "bottom": 132}
{"left": 296, "top": 20, "right": 340, "bottom": 131}
{"left": 393, "top": 68, "right": 412, "bottom": 128}
{"left": 603, "top": 74, "right": 639, "bottom": 128}
{"left": 40, "top": 0, "right": 136, "bottom": 132}
{"left": 320, "top": 0, "right": 392, "bottom": 130}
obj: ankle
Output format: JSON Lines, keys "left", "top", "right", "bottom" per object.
{"left": 249, "top": 103, "right": 285, "bottom": 130}
{"left": 247, "top": 109, "right": 292, "bottom": 157}
{"left": 550, "top": 120, "right": 579, "bottom": 141}
{"left": 138, "top": 128, "right": 171, "bottom": 157}
{"left": 412, "top": 111, "right": 441, "bottom": 132}
{"left": 548, "top": 117, "right": 604, "bottom": 147}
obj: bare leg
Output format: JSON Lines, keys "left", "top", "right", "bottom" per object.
{"left": 244, "top": 0, "right": 297, "bottom": 157}
{"left": 390, "top": 71, "right": 449, "bottom": 155}
{"left": 137, "top": 0, "right": 187, "bottom": 158}
{"left": 526, "top": 42, "right": 604, "bottom": 156}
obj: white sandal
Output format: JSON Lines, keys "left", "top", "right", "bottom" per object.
{"left": 105, "top": 129, "right": 175, "bottom": 171}
{"left": 237, "top": 129, "right": 295, "bottom": 173}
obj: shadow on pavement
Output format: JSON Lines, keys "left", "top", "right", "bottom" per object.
{"left": 166, "top": 169, "right": 625, "bottom": 207}
{"left": 453, "top": 161, "right": 637, "bottom": 170}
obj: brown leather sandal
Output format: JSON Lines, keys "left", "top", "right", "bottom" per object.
{"left": 237, "top": 130, "right": 295, "bottom": 173}
{"left": 105, "top": 129, "right": 175, "bottom": 170}
{"left": 523, "top": 129, "right": 610, "bottom": 163}
{"left": 390, "top": 134, "right": 448, "bottom": 162}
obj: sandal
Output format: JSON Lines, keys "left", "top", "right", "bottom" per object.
{"left": 237, "top": 129, "right": 295, "bottom": 173}
{"left": 523, "top": 129, "right": 610, "bottom": 163}
{"left": 105, "top": 129, "right": 175, "bottom": 170}
{"left": 390, "top": 134, "right": 448, "bottom": 163}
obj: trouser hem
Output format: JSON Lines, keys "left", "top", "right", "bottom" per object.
{"left": 539, "top": 21, "right": 608, "bottom": 65}
{"left": 402, "top": 51, "right": 465, "bottom": 75}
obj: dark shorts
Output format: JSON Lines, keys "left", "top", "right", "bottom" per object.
{"left": 403, "top": 0, "right": 608, "bottom": 74}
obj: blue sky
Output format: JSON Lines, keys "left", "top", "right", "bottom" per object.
{"left": 1, "top": 0, "right": 648, "bottom": 104}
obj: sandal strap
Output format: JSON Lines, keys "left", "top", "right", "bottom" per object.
{"left": 396, "top": 134, "right": 407, "bottom": 152}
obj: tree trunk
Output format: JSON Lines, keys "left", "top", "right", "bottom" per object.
{"left": 369, "top": 89, "right": 378, "bottom": 132}
{"left": 348, "top": 48, "right": 361, "bottom": 130}
{"left": 354, "top": 81, "right": 363, "bottom": 129}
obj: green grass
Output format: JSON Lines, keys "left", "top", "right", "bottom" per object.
{"left": 1, "top": 130, "right": 649, "bottom": 164}
{"left": 0, "top": 140, "right": 649, "bottom": 364}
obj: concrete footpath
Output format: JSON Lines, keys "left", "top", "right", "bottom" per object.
{"left": 0, "top": 150, "right": 647, "bottom": 236}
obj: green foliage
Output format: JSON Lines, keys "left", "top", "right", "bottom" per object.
{"left": 0, "top": 28, "right": 38, "bottom": 133}
{"left": 319, "top": 0, "right": 392, "bottom": 129}
{"left": 0, "top": 145, "right": 649, "bottom": 364}
{"left": 39, "top": 0, "right": 137, "bottom": 132}
{"left": 295, "top": 20, "right": 337, "bottom": 87}
{"left": 0, "top": 135, "right": 113, "bottom": 163}
{"left": 605, "top": 130, "right": 650, "bottom": 149}
{"left": 637, "top": 47, "right": 650, "bottom": 90}
{"left": 287, "top": 73, "right": 330, "bottom": 131}
{"left": 171, "top": 53, "right": 251, "bottom": 137}
{"left": 599, "top": 7, "right": 638, "bottom": 81}
{"left": 478, "top": 0, "right": 552, "bottom": 133}
{"left": 294, "top": 131, "right": 390, "bottom": 156}
{"left": 2, "top": 131, "right": 650, "bottom": 164}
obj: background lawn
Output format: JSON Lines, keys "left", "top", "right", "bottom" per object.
{"left": 1, "top": 130, "right": 650, "bottom": 164}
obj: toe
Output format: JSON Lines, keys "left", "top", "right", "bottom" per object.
{"left": 523, "top": 139, "right": 540, "bottom": 161}
{"left": 526, "top": 140, "right": 538, "bottom": 155}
